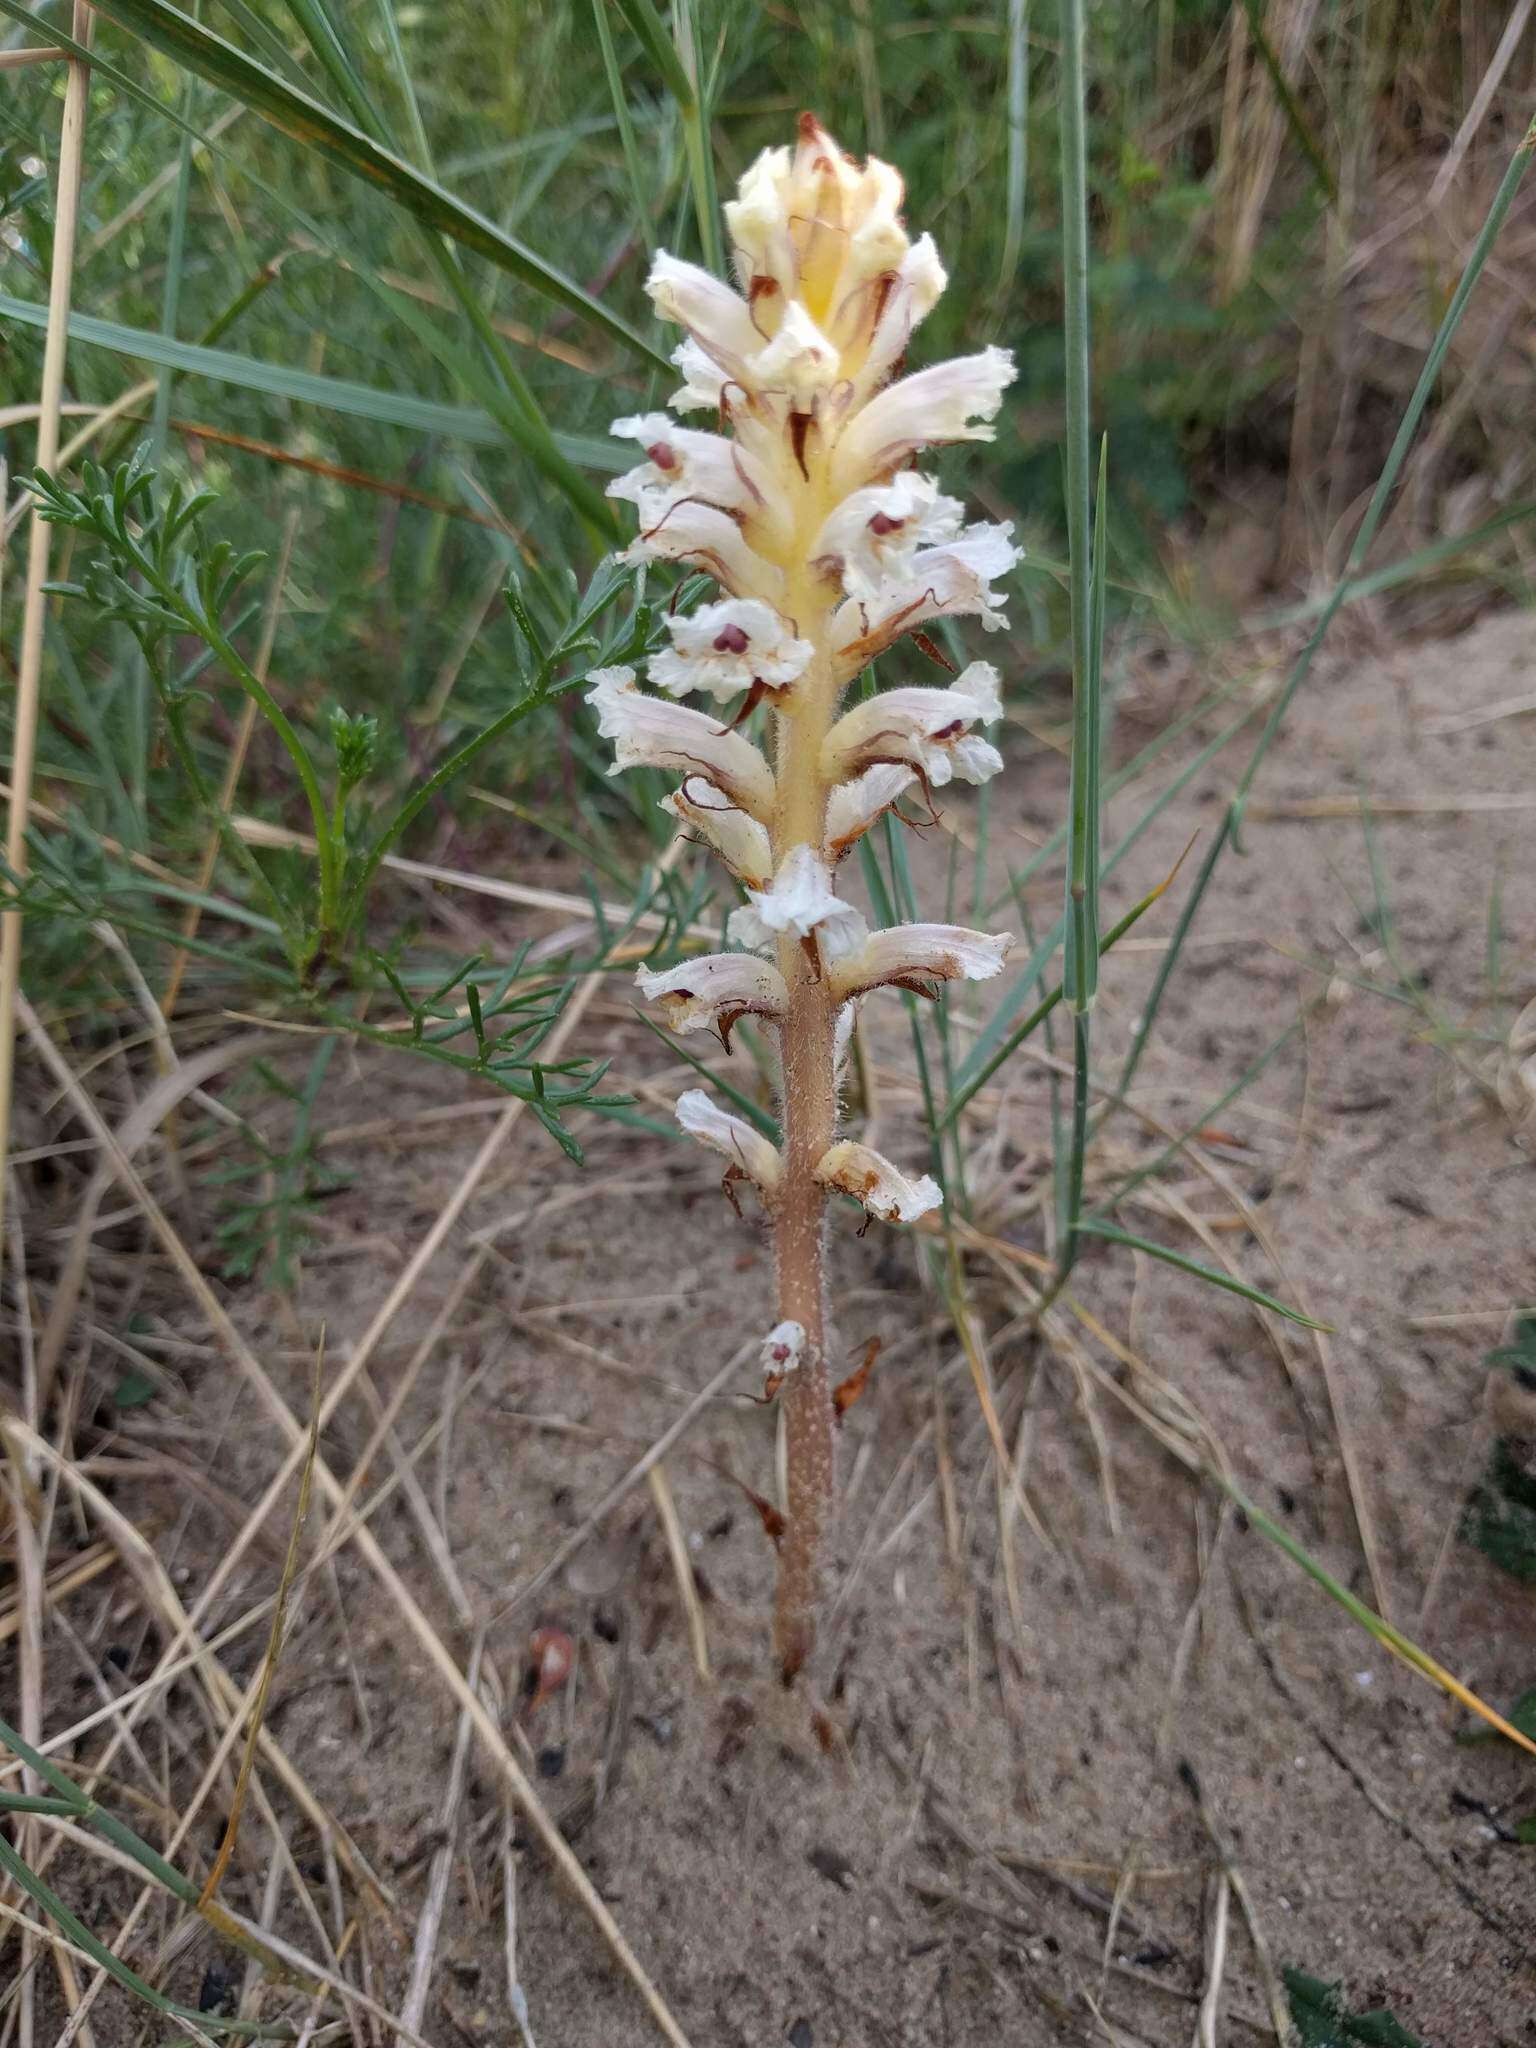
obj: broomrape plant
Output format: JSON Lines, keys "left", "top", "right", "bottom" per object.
{"left": 591, "top": 116, "right": 1018, "bottom": 1682}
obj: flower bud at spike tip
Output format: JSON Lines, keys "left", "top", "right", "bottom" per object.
{"left": 591, "top": 118, "right": 1018, "bottom": 1686}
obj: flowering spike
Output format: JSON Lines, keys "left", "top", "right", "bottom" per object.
{"left": 593, "top": 117, "right": 1017, "bottom": 1686}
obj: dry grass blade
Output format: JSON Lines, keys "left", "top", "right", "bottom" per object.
{"left": 493, "top": 1343, "right": 751, "bottom": 1627}
{"left": 0, "top": 1542, "right": 119, "bottom": 1648}
{"left": 647, "top": 1464, "right": 711, "bottom": 1682}
{"left": 153, "top": 416, "right": 523, "bottom": 532}
{"left": 0, "top": 1419, "right": 346, "bottom": 2000}
{"left": 1427, "top": 0, "right": 1536, "bottom": 208}
{"left": 234, "top": 810, "right": 718, "bottom": 938}
{"left": 0, "top": 0, "right": 93, "bottom": 1284}
{"left": 15, "top": 919, "right": 698, "bottom": 2043}
{"left": 1196, "top": 1862, "right": 1231, "bottom": 2048}
{"left": 197, "top": 1342, "right": 322, "bottom": 1911}
{"left": 1181, "top": 1764, "right": 1297, "bottom": 2047}
{"left": 400, "top": 1632, "right": 485, "bottom": 2034}
{"left": 941, "top": 1236, "right": 1053, "bottom": 1550}
{"left": 36, "top": 1031, "right": 288, "bottom": 1402}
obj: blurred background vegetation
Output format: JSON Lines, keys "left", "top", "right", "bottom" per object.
{"left": 6, "top": 0, "right": 1534, "bottom": 741}
{"left": 2, "top": 0, "right": 1533, "bottom": 1165}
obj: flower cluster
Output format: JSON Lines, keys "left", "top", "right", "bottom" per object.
{"left": 590, "top": 115, "right": 1017, "bottom": 1243}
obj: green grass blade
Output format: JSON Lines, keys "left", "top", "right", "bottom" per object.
{"left": 66, "top": 0, "right": 670, "bottom": 370}
{"left": 283, "top": 0, "right": 615, "bottom": 529}
{"left": 357, "top": 267, "right": 621, "bottom": 533}
{"left": 996, "top": 0, "right": 1029, "bottom": 298}
{"left": 280, "top": 0, "right": 382, "bottom": 137}
{"left": 672, "top": 0, "right": 723, "bottom": 274}
{"left": 137, "top": 25, "right": 200, "bottom": 823}
{"left": 1113, "top": 801, "right": 1233, "bottom": 1107}
{"left": 1258, "top": 496, "right": 1536, "bottom": 628}
{"left": 0, "top": 295, "right": 622, "bottom": 470}
{"left": 0, "top": 1832, "right": 293, "bottom": 2038}
{"left": 1051, "top": 0, "right": 1099, "bottom": 1293}
{"left": 959, "top": 694, "right": 1262, "bottom": 1088}
{"left": 939, "top": 869, "right": 1177, "bottom": 1130}
{"left": 373, "top": 0, "right": 435, "bottom": 171}
{"left": 633, "top": 1009, "right": 780, "bottom": 1141}
{"left": 592, "top": 0, "right": 656, "bottom": 255}
{"left": 606, "top": 0, "right": 694, "bottom": 108}
{"left": 1075, "top": 1222, "right": 1331, "bottom": 1329}
{"left": 1058, "top": 0, "right": 1096, "bottom": 1017}
{"left": 1225, "top": 1487, "right": 1536, "bottom": 1757}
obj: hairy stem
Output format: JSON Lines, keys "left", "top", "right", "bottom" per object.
{"left": 771, "top": 959, "right": 837, "bottom": 1681}
{"left": 770, "top": 546, "right": 840, "bottom": 1682}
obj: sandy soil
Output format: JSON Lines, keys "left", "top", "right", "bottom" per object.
{"left": 11, "top": 607, "right": 1536, "bottom": 2046}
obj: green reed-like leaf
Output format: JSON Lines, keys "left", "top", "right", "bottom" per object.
{"left": 1076, "top": 1221, "right": 1330, "bottom": 1328}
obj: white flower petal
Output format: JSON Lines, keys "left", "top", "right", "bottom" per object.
{"left": 752, "top": 300, "right": 841, "bottom": 404}
{"left": 725, "top": 844, "right": 865, "bottom": 956}
{"left": 853, "top": 232, "right": 947, "bottom": 393}
{"left": 636, "top": 951, "right": 787, "bottom": 1040}
{"left": 668, "top": 336, "right": 729, "bottom": 413}
{"left": 760, "top": 1318, "right": 806, "bottom": 1375}
{"left": 814, "top": 471, "right": 964, "bottom": 600}
{"left": 724, "top": 145, "right": 797, "bottom": 297}
{"left": 619, "top": 497, "right": 781, "bottom": 604}
{"left": 815, "top": 1139, "right": 941, "bottom": 1224}
{"left": 831, "top": 524, "right": 1020, "bottom": 668}
{"left": 610, "top": 410, "right": 674, "bottom": 445}
{"left": 585, "top": 667, "right": 776, "bottom": 819}
{"left": 845, "top": 156, "right": 908, "bottom": 279}
{"left": 947, "top": 658, "right": 1003, "bottom": 723}
{"left": 830, "top": 921, "right": 1013, "bottom": 1001}
{"left": 948, "top": 735, "right": 1006, "bottom": 785}
{"left": 607, "top": 416, "right": 767, "bottom": 523}
{"left": 649, "top": 596, "right": 813, "bottom": 702}
{"left": 831, "top": 347, "right": 1016, "bottom": 493}
{"left": 821, "top": 663, "right": 1005, "bottom": 790}
{"left": 646, "top": 252, "right": 762, "bottom": 381}
{"left": 824, "top": 763, "right": 917, "bottom": 861}
{"left": 675, "top": 1087, "right": 781, "bottom": 1192}
{"left": 660, "top": 785, "right": 774, "bottom": 887}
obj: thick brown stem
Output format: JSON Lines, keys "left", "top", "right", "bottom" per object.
{"left": 771, "top": 965, "right": 837, "bottom": 1682}
{"left": 765, "top": 456, "right": 842, "bottom": 1684}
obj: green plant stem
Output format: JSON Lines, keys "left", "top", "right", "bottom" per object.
{"left": 1054, "top": 0, "right": 1098, "bottom": 1292}
{"left": 175, "top": 603, "right": 340, "bottom": 946}
{"left": 149, "top": 655, "right": 298, "bottom": 950}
